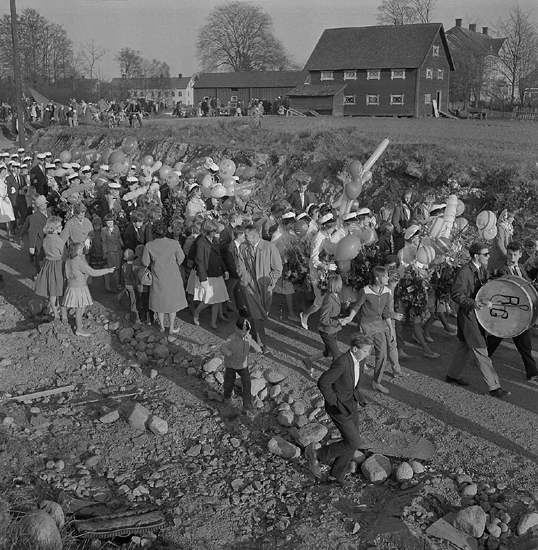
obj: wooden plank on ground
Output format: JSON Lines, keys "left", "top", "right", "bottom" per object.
{"left": 432, "top": 99, "right": 439, "bottom": 117}
{"left": 358, "top": 429, "right": 436, "bottom": 460}
{"left": 439, "top": 110, "right": 458, "bottom": 120}
{"left": 9, "top": 385, "right": 75, "bottom": 402}
{"left": 426, "top": 513, "right": 478, "bottom": 550}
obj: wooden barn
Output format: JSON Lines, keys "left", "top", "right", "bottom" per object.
{"left": 287, "top": 84, "right": 346, "bottom": 116}
{"left": 293, "top": 24, "right": 454, "bottom": 117}
{"left": 193, "top": 71, "right": 308, "bottom": 108}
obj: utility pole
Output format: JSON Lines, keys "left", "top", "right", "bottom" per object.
{"left": 10, "top": 0, "right": 25, "bottom": 149}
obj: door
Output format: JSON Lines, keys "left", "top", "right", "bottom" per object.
{"left": 436, "top": 90, "right": 442, "bottom": 110}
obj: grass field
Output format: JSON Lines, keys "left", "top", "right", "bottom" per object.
{"left": 140, "top": 114, "right": 538, "bottom": 165}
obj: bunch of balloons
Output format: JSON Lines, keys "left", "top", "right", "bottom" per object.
{"left": 476, "top": 210, "right": 497, "bottom": 240}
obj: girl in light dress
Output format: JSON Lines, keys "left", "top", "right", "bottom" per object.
{"left": 34, "top": 216, "right": 67, "bottom": 322}
{"left": 63, "top": 242, "right": 114, "bottom": 337}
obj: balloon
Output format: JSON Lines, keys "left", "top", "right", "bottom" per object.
{"left": 122, "top": 136, "right": 138, "bottom": 155}
{"left": 255, "top": 170, "right": 267, "bottom": 180}
{"left": 95, "top": 176, "right": 108, "bottom": 188}
{"left": 416, "top": 245, "right": 436, "bottom": 265}
{"left": 222, "top": 176, "right": 236, "bottom": 188}
{"left": 159, "top": 165, "right": 172, "bottom": 180}
{"left": 70, "top": 148, "right": 82, "bottom": 161}
{"left": 111, "top": 162, "right": 124, "bottom": 175}
{"left": 335, "top": 235, "right": 362, "bottom": 261}
{"left": 222, "top": 197, "right": 236, "bottom": 211}
{"left": 434, "top": 238, "right": 450, "bottom": 254}
{"left": 440, "top": 194, "right": 458, "bottom": 238}
{"left": 345, "top": 179, "right": 362, "bottom": 200}
{"left": 363, "top": 138, "right": 390, "bottom": 172}
{"left": 324, "top": 241, "right": 337, "bottom": 255}
{"left": 454, "top": 217, "right": 469, "bottom": 232}
{"left": 167, "top": 173, "right": 180, "bottom": 188}
{"left": 338, "top": 260, "right": 351, "bottom": 273}
{"left": 90, "top": 152, "right": 101, "bottom": 162}
{"left": 201, "top": 174, "right": 213, "bottom": 188}
{"left": 294, "top": 219, "right": 309, "bottom": 237}
{"left": 101, "top": 148, "right": 113, "bottom": 164}
{"left": 242, "top": 166, "right": 256, "bottom": 179}
{"left": 456, "top": 199, "right": 465, "bottom": 217}
{"left": 201, "top": 186, "right": 212, "bottom": 198}
{"left": 235, "top": 166, "right": 245, "bottom": 178}
{"left": 59, "top": 150, "right": 71, "bottom": 163}
{"left": 181, "top": 162, "right": 191, "bottom": 174}
{"left": 219, "top": 159, "right": 236, "bottom": 178}
{"left": 141, "top": 155, "right": 154, "bottom": 167}
{"left": 360, "top": 227, "right": 376, "bottom": 246}
{"left": 174, "top": 162, "right": 185, "bottom": 172}
{"left": 108, "top": 150, "right": 126, "bottom": 165}
{"left": 480, "top": 226, "right": 497, "bottom": 240}
{"left": 429, "top": 216, "right": 444, "bottom": 239}
{"left": 476, "top": 211, "right": 496, "bottom": 232}
{"left": 211, "top": 184, "right": 226, "bottom": 198}
{"left": 348, "top": 160, "right": 362, "bottom": 180}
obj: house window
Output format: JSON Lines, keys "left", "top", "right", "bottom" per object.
{"left": 366, "top": 94, "right": 379, "bottom": 106}
{"left": 344, "top": 71, "right": 357, "bottom": 80}
{"left": 367, "top": 70, "right": 381, "bottom": 80}
{"left": 391, "top": 69, "right": 406, "bottom": 80}
{"left": 344, "top": 94, "right": 356, "bottom": 105}
{"left": 390, "top": 94, "right": 404, "bottom": 105}
{"left": 433, "top": 45, "right": 440, "bottom": 57}
{"left": 178, "top": 91, "right": 182, "bottom": 97}
{"left": 320, "top": 71, "right": 334, "bottom": 81}
{"left": 230, "top": 95, "right": 238, "bottom": 102}
{"left": 425, "top": 94, "right": 431, "bottom": 104}
{"left": 438, "top": 69, "right": 444, "bottom": 80}
{"left": 426, "top": 68, "right": 433, "bottom": 79}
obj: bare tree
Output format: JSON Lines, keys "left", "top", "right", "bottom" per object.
{"left": 377, "top": 0, "right": 437, "bottom": 25}
{"left": 80, "top": 39, "right": 108, "bottom": 80}
{"left": 410, "top": 0, "right": 437, "bottom": 23}
{"left": 141, "top": 58, "right": 170, "bottom": 78}
{"left": 196, "top": 1, "right": 295, "bottom": 72}
{"left": 496, "top": 5, "right": 538, "bottom": 104}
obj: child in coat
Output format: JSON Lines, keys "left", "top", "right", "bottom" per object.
{"left": 220, "top": 318, "right": 262, "bottom": 411}
{"left": 132, "top": 244, "right": 152, "bottom": 325}
{"left": 63, "top": 242, "right": 114, "bottom": 337}
{"left": 303, "top": 274, "right": 348, "bottom": 378}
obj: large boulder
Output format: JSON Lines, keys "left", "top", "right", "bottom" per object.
{"left": 39, "top": 501, "right": 65, "bottom": 530}
{"left": 277, "top": 411, "right": 295, "bottom": 427}
{"left": 264, "top": 370, "right": 287, "bottom": 384}
{"left": 453, "top": 505, "right": 487, "bottom": 538}
{"left": 251, "top": 377, "right": 267, "bottom": 396}
{"left": 17, "top": 510, "right": 62, "bottom": 550}
{"left": 268, "top": 437, "right": 300, "bottom": 459}
{"left": 517, "top": 512, "right": 538, "bottom": 535}
{"left": 361, "top": 454, "right": 392, "bottom": 483}
{"left": 118, "top": 327, "right": 134, "bottom": 344}
{"left": 203, "top": 358, "right": 222, "bottom": 373}
{"left": 127, "top": 403, "right": 151, "bottom": 431}
{"left": 290, "top": 423, "right": 328, "bottom": 447}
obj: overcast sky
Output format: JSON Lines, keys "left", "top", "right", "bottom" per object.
{"left": 9, "top": 0, "right": 538, "bottom": 79}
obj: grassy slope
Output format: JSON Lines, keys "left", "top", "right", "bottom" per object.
{"left": 31, "top": 116, "right": 538, "bottom": 230}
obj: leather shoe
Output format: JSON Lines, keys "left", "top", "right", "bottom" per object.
{"left": 305, "top": 444, "right": 322, "bottom": 479}
{"left": 490, "top": 388, "right": 511, "bottom": 399}
{"left": 445, "top": 375, "right": 469, "bottom": 386}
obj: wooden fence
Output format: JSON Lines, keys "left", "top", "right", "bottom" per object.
{"left": 511, "top": 107, "right": 538, "bottom": 121}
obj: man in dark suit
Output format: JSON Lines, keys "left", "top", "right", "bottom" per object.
{"left": 305, "top": 333, "right": 374, "bottom": 488}
{"left": 30, "top": 154, "right": 48, "bottom": 196}
{"left": 287, "top": 171, "right": 315, "bottom": 214}
{"left": 487, "top": 241, "right": 538, "bottom": 384}
{"left": 445, "top": 241, "right": 510, "bottom": 399}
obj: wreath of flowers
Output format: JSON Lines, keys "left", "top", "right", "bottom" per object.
{"left": 396, "top": 263, "right": 431, "bottom": 319}
{"left": 282, "top": 245, "right": 309, "bottom": 287}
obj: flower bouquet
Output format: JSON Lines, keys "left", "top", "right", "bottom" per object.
{"left": 397, "top": 263, "right": 432, "bottom": 320}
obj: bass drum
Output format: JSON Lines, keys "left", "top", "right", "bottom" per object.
{"left": 475, "top": 275, "right": 538, "bottom": 338}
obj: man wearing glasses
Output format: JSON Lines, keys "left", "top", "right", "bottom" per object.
{"left": 445, "top": 242, "right": 511, "bottom": 399}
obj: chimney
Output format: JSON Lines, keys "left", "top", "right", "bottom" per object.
{"left": 469, "top": 23, "right": 476, "bottom": 32}
{"left": 455, "top": 18, "right": 462, "bottom": 28}
{"left": 482, "top": 27, "right": 488, "bottom": 35}
{"left": 178, "top": 73, "right": 182, "bottom": 79}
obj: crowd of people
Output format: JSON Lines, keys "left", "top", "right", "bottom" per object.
{"left": 1, "top": 147, "right": 536, "bottom": 487}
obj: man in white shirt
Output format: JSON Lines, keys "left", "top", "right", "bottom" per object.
{"left": 305, "top": 333, "right": 373, "bottom": 488}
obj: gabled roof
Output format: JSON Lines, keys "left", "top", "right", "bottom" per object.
{"left": 304, "top": 23, "right": 454, "bottom": 71}
{"left": 446, "top": 26, "right": 505, "bottom": 56}
{"left": 193, "top": 71, "right": 308, "bottom": 89}
{"left": 288, "top": 84, "right": 347, "bottom": 97}
{"left": 109, "top": 76, "right": 192, "bottom": 89}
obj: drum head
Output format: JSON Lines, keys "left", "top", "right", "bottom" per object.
{"left": 476, "top": 275, "right": 538, "bottom": 338}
